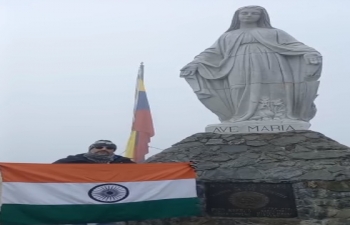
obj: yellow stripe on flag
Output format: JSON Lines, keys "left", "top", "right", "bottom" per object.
{"left": 125, "top": 131, "right": 137, "bottom": 159}
{"left": 137, "top": 80, "right": 146, "bottom": 91}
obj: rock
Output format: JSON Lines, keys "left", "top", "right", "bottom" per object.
{"left": 264, "top": 167, "right": 303, "bottom": 179}
{"left": 296, "top": 161, "right": 326, "bottom": 170}
{"left": 338, "top": 198, "right": 350, "bottom": 208}
{"left": 199, "top": 138, "right": 208, "bottom": 143}
{"left": 195, "top": 162, "right": 220, "bottom": 170}
{"left": 187, "top": 147, "right": 203, "bottom": 157}
{"left": 301, "top": 141, "right": 349, "bottom": 150}
{"left": 279, "top": 161, "right": 297, "bottom": 167}
{"left": 230, "top": 138, "right": 246, "bottom": 145}
{"left": 255, "top": 162, "right": 280, "bottom": 170}
{"left": 201, "top": 168, "right": 235, "bottom": 180}
{"left": 174, "top": 153, "right": 189, "bottom": 161}
{"left": 210, "top": 155, "right": 231, "bottom": 162}
{"left": 299, "top": 170, "right": 334, "bottom": 180}
{"left": 205, "top": 139, "right": 226, "bottom": 145}
{"left": 194, "top": 132, "right": 220, "bottom": 139}
{"left": 336, "top": 209, "right": 350, "bottom": 218}
{"left": 270, "top": 135, "right": 307, "bottom": 146}
{"left": 303, "top": 132, "right": 324, "bottom": 139}
{"left": 294, "top": 145, "right": 312, "bottom": 152}
{"left": 220, "top": 145, "right": 247, "bottom": 154}
{"left": 266, "top": 153, "right": 286, "bottom": 160}
{"left": 289, "top": 151, "right": 350, "bottom": 160}
{"left": 246, "top": 140, "right": 268, "bottom": 146}
{"left": 171, "top": 141, "right": 204, "bottom": 148}
{"left": 224, "top": 156, "right": 257, "bottom": 168}
{"left": 328, "top": 166, "right": 346, "bottom": 173}
{"left": 200, "top": 167, "right": 262, "bottom": 180}
{"left": 318, "top": 160, "right": 338, "bottom": 166}
{"left": 325, "top": 181, "right": 350, "bottom": 192}
{"left": 201, "top": 167, "right": 263, "bottom": 180}
{"left": 342, "top": 161, "right": 350, "bottom": 166}
{"left": 275, "top": 146, "right": 287, "bottom": 152}
{"left": 209, "top": 146, "right": 221, "bottom": 151}
{"left": 327, "top": 208, "right": 339, "bottom": 217}
{"left": 300, "top": 220, "right": 321, "bottom": 225}
{"left": 259, "top": 134, "right": 278, "bottom": 140}
{"left": 249, "top": 144, "right": 277, "bottom": 153}
{"left": 234, "top": 167, "right": 264, "bottom": 180}
{"left": 242, "top": 135, "right": 260, "bottom": 140}
{"left": 244, "top": 153, "right": 261, "bottom": 159}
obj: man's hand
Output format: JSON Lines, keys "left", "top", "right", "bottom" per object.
{"left": 169, "top": 160, "right": 198, "bottom": 170}
{"left": 189, "top": 160, "right": 198, "bottom": 170}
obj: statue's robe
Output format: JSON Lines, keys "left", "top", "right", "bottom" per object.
{"left": 181, "top": 28, "right": 322, "bottom": 122}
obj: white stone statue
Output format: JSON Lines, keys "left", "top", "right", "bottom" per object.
{"left": 180, "top": 6, "right": 322, "bottom": 133}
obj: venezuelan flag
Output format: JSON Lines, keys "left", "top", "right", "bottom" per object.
{"left": 125, "top": 63, "right": 155, "bottom": 162}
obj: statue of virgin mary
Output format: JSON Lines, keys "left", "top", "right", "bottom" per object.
{"left": 180, "top": 6, "right": 322, "bottom": 128}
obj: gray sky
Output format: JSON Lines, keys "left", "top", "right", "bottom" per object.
{"left": 1, "top": 0, "right": 349, "bottom": 163}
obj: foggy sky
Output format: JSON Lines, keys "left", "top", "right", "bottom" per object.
{"left": 1, "top": 0, "right": 349, "bottom": 163}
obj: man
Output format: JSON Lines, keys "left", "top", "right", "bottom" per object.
{"left": 54, "top": 140, "right": 134, "bottom": 164}
{"left": 53, "top": 140, "right": 132, "bottom": 225}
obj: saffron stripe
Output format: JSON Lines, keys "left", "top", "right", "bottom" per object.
{"left": 0, "top": 163, "right": 194, "bottom": 182}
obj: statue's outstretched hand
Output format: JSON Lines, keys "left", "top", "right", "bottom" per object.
{"left": 180, "top": 63, "right": 199, "bottom": 76}
{"left": 304, "top": 53, "right": 322, "bottom": 65}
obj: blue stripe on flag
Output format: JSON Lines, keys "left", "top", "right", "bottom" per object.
{"left": 135, "top": 91, "right": 150, "bottom": 110}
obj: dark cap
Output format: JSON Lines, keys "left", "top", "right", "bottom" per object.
{"left": 88, "top": 140, "right": 117, "bottom": 151}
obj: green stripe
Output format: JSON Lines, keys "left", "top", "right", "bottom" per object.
{"left": 0, "top": 198, "right": 200, "bottom": 225}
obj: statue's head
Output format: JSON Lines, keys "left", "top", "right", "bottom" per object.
{"left": 226, "top": 6, "right": 273, "bottom": 32}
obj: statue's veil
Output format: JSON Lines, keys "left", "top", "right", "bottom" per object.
{"left": 226, "top": 6, "right": 273, "bottom": 32}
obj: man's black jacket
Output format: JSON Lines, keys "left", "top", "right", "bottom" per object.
{"left": 53, "top": 154, "right": 135, "bottom": 164}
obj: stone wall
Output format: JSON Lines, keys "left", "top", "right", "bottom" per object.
{"left": 129, "top": 131, "right": 350, "bottom": 225}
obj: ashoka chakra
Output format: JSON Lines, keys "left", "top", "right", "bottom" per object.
{"left": 88, "top": 184, "right": 129, "bottom": 203}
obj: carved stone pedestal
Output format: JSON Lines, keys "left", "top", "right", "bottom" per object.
{"left": 206, "top": 120, "right": 311, "bottom": 134}
{"left": 128, "top": 131, "right": 350, "bottom": 225}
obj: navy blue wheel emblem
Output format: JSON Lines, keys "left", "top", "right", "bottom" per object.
{"left": 88, "top": 184, "right": 129, "bottom": 203}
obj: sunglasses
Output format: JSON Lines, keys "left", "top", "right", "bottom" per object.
{"left": 93, "top": 144, "right": 116, "bottom": 151}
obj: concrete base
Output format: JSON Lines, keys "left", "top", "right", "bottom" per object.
{"left": 205, "top": 120, "right": 311, "bottom": 134}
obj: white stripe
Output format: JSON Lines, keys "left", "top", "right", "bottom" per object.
{"left": 2, "top": 179, "right": 196, "bottom": 205}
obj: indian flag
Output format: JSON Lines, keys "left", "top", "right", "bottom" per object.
{"left": 0, "top": 162, "right": 199, "bottom": 225}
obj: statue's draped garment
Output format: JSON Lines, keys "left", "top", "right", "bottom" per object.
{"left": 182, "top": 28, "right": 322, "bottom": 122}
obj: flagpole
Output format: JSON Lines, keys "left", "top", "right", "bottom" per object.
{"left": 125, "top": 63, "right": 154, "bottom": 162}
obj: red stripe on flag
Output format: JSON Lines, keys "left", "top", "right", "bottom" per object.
{"left": 133, "top": 110, "right": 154, "bottom": 136}
{"left": 134, "top": 132, "right": 151, "bottom": 162}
